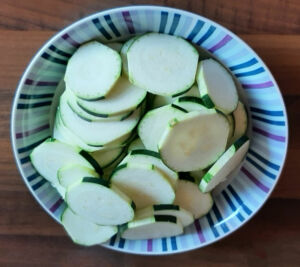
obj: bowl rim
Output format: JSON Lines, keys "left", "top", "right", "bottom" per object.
{"left": 10, "top": 5, "right": 289, "bottom": 255}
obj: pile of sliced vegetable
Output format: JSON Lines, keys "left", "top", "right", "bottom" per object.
{"left": 30, "top": 33, "right": 249, "bottom": 246}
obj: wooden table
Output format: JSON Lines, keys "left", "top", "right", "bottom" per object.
{"left": 1, "top": 0, "right": 299, "bottom": 265}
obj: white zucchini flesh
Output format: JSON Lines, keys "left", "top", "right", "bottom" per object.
{"left": 175, "top": 84, "right": 200, "bottom": 98}
{"left": 53, "top": 109, "right": 101, "bottom": 152}
{"left": 61, "top": 207, "right": 117, "bottom": 246}
{"left": 174, "top": 179, "right": 213, "bottom": 219}
{"left": 128, "top": 138, "right": 145, "bottom": 151}
{"left": 200, "top": 136, "right": 250, "bottom": 193}
{"left": 58, "top": 164, "right": 99, "bottom": 188}
{"left": 197, "top": 58, "right": 238, "bottom": 114}
{"left": 91, "top": 147, "right": 124, "bottom": 169}
{"left": 128, "top": 33, "right": 199, "bottom": 96}
{"left": 159, "top": 110, "right": 230, "bottom": 172}
{"left": 65, "top": 89, "right": 131, "bottom": 122}
{"left": 30, "top": 139, "right": 93, "bottom": 196}
{"left": 138, "top": 104, "right": 187, "bottom": 151}
{"left": 174, "top": 96, "right": 207, "bottom": 112}
{"left": 120, "top": 215, "right": 183, "bottom": 240}
{"left": 66, "top": 177, "right": 134, "bottom": 225}
{"left": 110, "top": 162, "right": 175, "bottom": 209}
{"left": 135, "top": 204, "right": 194, "bottom": 227}
{"left": 122, "top": 149, "right": 178, "bottom": 189}
{"left": 76, "top": 76, "right": 147, "bottom": 116}
{"left": 59, "top": 92, "right": 141, "bottom": 146}
{"left": 64, "top": 41, "right": 121, "bottom": 100}
{"left": 231, "top": 101, "right": 248, "bottom": 144}
{"left": 106, "top": 42, "right": 123, "bottom": 53}
{"left": 101, "top": 151, "right": 127, "bottom": 180}
{"left": 121, "top": 37, "right": 137, "bottom": 76}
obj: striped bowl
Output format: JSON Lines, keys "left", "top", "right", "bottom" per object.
{"left": 11, "top": 6, "right": 288, "bottom": 255}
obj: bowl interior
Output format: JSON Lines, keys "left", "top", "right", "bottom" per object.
{"left": 11, "top": 6, "right": 288, "bottom": 255}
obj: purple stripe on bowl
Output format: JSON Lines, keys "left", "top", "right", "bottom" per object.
{"left": 242, "top": 81, "right": 274, "bottom": 89}
{"left": 49, "top": 197, "right": 64, "bottom": 213}
{"left": 15, "top": 124, "right": 49, "bottom": 139}
{"left": 61, "top": 33, "right": 80, "bottom": 48}
{"left": 208, "top": 34, "right": 232, "bottom": 53}
{"left": 147, "top": 239, "right": 153, "bottom": 251}
{"left": 253, "top": 127, "right": 286, "bottom": 142}
{"left": 122, "top": 11, "right": 135, "bottom": 34}
{"left": 241, "top": 167, "right": 270, "bottom": 193}
{"left": 194, "top": 220, "right": 206, "bottom": 243}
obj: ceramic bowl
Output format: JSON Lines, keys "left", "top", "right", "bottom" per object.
{"left": 11, "top": 5, "right": 288, "bottom": 255}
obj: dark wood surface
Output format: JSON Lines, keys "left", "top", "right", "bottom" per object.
{"left": 1, "top": 0, "right": 299, "bottom": 266}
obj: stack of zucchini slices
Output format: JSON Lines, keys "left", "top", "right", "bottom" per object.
{"left": 30, "top": 33, "right": 249, "bottom": 246}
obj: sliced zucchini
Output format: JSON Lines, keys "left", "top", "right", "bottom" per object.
{"left": 128, "top": 33, "right": 199, "bottom": 96}
{"left": 151, "top": 95, "right": 173, "bottom": 109}
{"left": 58, "top": 164, "right": 99, "bottom": 188}
{"left": 199, "top": 136, "right": 250, "bottom": 193}
{"left": 66, "top": 89, "right": 132, "bottom": 122}
{"left": 61, "top": 207, "right": 117, "bottom": 246}
{"left": 76, "top": 76, "right": 147, "bottom": 116}
{"left": 53, "top": 109, "right": 102, "bottom": 152}
{"left": 101, "top": 150, "right": 127, "bottom": 180}
{"left": 64, "top": 41, "right": 121, "bottom": 100}
{"left": 120, "top": 215, "right": 183, "bottom": 240}
{"left": 66, "top": 177, "right": 134, "bottom": 225}
{"left": 30, "top": 138, "right": 93, "bottom": 197}
{"left": 174, "top": 96, "right": 207, "bottom": 112}
{"left": 91, "top": 147, "right": 124, "bottom": 169}
{"left": 231, "top": 101, "right": 248, "bottom": 144}
{"left": 138, "top": 104, "right": 187, "bottom": 151}
{"left": 196, "top": 58, "right": 238, "bottom": 114}
{"left": 110, "top": 162, "right": 175, "bottom": 209}
{"left": 106, "top": 42, "right": 123, "bottom": 52}
{"left": 135, "top": 204, "right": 193, "bottom": 227}
{"left": 173, "top": 84, "right": 200, "bottom": 98}
{"left": 122, "top": 149, "right": 178, "bottom": 189}
{"left": 159, "top": 110, "right": 230, "bottom": 171}
{"left": 59, "top": 92, "right": 141, "bottom": 146}
{"left": 189, "top": 169, "right": 205, "bottom": 184}
{"left": 128, "top": 138, "right": 145, "bottom": 151}
{"left": 174, "top": 179, "right": 213, "bottom": 219}
{"left": 121, "top": 37, "right": 138, "bottom": 76}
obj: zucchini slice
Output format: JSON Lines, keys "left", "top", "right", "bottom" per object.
{"left": 121, "top": 37, "right": 138, "bottom": 76}
{"left": 159, "top": 110, "right": 230, "bottom": 171}
{"left": 120, "top": 215, "right": 183, "bottom": 240}
{"left": 135, "top": 204, "right": 194, "bottom": 227}
{"left": 110, "top": 162, "right": 175, "bottom": 209}
{"left": 197, "top": 59, "right": 238, "bottom": 114}
{"left": 174, "top": 96, "right": 207, "bottom": 112}
{"left": 199, "top": 136, "right": 250, "bottom": 193}
{"left": 231, "top": 101, "right": 248, "bottom": 144}
{"left": 58, "top": 164, "right": 99, "bottom": 188}
{"left": 91, "top": 147, "right": 124, "bottom": 169}
{"left": 66, "top": 177, "right": 134, "bottom": 225}
{"left": 106, "top": 42, "right": 123, "bottom": 52}
{"left": 128, "top": 33, "right": 199, "bottom": 96}
{"left": 174, "top": 179, "right": 213, "bottom": 219}
{"left": 128, "top": 138, "right": 145, "bottom": 151}
{"left": 59, "top": 92, "right": 141, "bottom": 146}
{"left": 138, "top": 104, "right": 187, "bottom": 151}
{"left": 61, "top": 207, "right": 117, "bottom": 246}
{"left": 65, "top": 41, "right": 121, "bottom": 100}
{"left": 76, "top": 76, "right": 147, "bottom": 116}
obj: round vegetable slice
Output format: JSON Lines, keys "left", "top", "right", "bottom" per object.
{"left": 106, "top": 42, "right": 123, "bottom": 52}
{"left": 174, "top": 179, "right": 213, "bottom": 219}
{"left": 174, "top": 96, "right": 207, "bottom": 112}
{"left": 66, "top": 177, "right": 134, "bottom": 225}
{"left": 76, "top": 76, "right": 147, "bottom": 116}
{"left": 159, "top": 110, "right": 230, "bottom": 171}
{"left": 196, "top": 58, "right": 238, "bottom": 114}
{"left": 121, "top": 37, "right": 138, "bottom": 76}
{"left": 199, "top": 136, "right": 250, "bottom": 193}
{"left": 128, "top": 33, "right": 199, "bottom": 96}
{"left": 128, "top": 138, "right": 145, "bottom": 151}
{"left": 119, "top": 215, "right": 183, "bottom": 240}
{"left": 61, "top": 207, "right": 117, "bottom": 246}
{"left": 110, "top": 162, "right": 175, "bottom": 209}
{"left": 231, "top": 101, "right": 248, "bottom": 144}
{"left": 65, "top": 41, "right": 121, "bottom": 100}
{"left": 91, "top": 147, "right": 124, "bottom": 169}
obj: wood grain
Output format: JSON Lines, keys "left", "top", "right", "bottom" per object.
{"left": 0, "top": 0, "right": 299, "bottom": 265}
